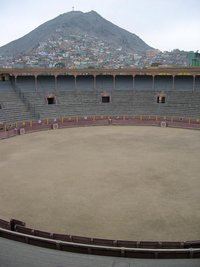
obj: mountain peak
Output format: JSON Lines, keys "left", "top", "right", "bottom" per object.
{"left": 87, "top": 10, "right": 101, "bottom": 15}
{"left": 58, "top": 10, "right": 100, "bottom": 18}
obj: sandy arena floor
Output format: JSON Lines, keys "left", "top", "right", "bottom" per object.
{"left": 0, "top": 126, "right": 200, "bottom": 241}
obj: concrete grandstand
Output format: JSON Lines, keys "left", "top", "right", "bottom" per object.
{"left": 0, "top": 67, "right": 200, "bottom": 123}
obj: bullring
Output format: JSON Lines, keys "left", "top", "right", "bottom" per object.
{"left": 0, "top": 66, "right": 200, "bottom": 259}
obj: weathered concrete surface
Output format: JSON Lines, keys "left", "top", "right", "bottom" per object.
{"left": 1, "top": 237, "right": 200, "bottom": 267}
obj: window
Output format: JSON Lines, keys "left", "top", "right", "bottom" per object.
{"left": 102, "top": 96, "right": 110, "bottom": 103}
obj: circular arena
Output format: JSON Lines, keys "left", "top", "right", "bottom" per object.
{"left": 0, "top": 67, "right": 200, "bottom": 260}
{"left": 1, "top": 125, "right": 200, "bottom": 242}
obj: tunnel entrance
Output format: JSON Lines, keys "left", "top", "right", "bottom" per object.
{"left": 157, "top": 92, "right": 166, "bottom": 104}
{"left": 102, "top": 96, "right": 110, "bottom": 103}
{"left": 47, "top": 95, "right": 56, "bottom": 105}
{"left": 157, "top": 96, "right": 166, "bottom": 103}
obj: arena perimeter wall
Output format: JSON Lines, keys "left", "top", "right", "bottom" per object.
{"left": 1, "top": 114, "right": 200, "bottom": 140}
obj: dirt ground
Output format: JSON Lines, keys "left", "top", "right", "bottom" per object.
{"left": 0, "top": 126, "right": 200, "bottom": 241}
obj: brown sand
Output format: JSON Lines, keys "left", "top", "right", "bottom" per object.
{"left": 0, "top": 126, "right": 200, "bottom": 241}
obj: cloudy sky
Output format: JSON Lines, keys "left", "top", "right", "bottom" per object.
{"left": 1, "top": 0, "right": 199, "bottom": 51}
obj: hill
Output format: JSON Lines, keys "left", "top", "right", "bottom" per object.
{"left": 0, "top": 11, "right": 153, "bottom": 56}
{"left": 0, "top": 11, "right": 158, "bottom": 68}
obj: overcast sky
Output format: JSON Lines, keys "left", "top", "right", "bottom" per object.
{"left": 1, "top": 0, "right": 200, "bottom": 51}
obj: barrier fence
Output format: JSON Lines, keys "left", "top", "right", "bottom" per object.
{"left": 0, "top": 219, "right": 200, "bottom": 259}
{"left": 1, "top": 115, "right": 200, "bottom": 140}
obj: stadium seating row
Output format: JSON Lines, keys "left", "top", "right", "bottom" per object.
{"left": 1, "top": 76, "right": 200, "bottom": 123}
